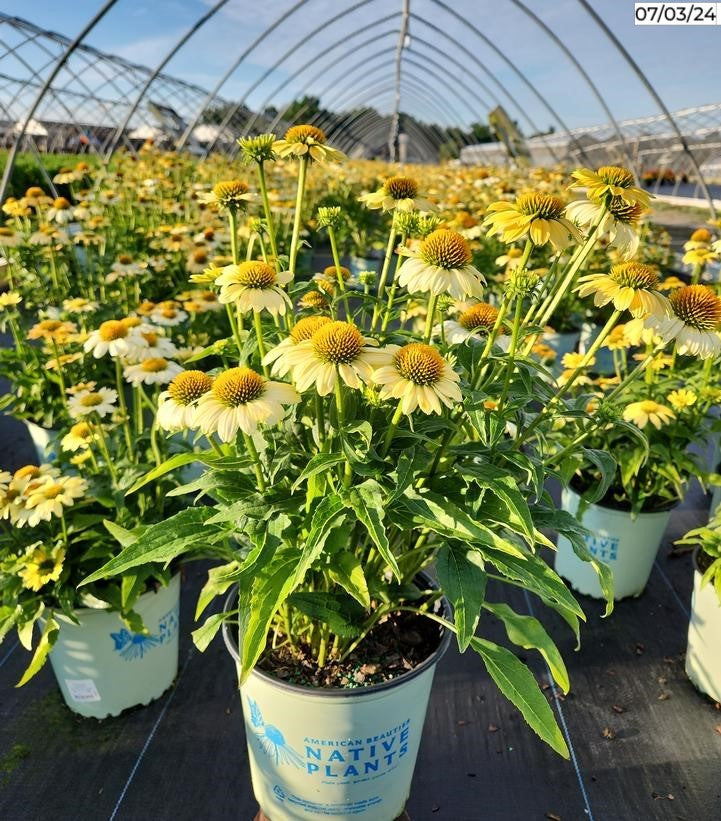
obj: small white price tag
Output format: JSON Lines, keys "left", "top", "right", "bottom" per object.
{"left": 65, "top": 678, "right": 101, "bottom": 703}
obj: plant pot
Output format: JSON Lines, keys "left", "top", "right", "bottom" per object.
{"left": 578, "top": 322, "right": 614, "bottom": 374}
{"left": 542, "top": 330, "right": 580, "bottom": 374}
{"left": 348, "top": 255, "right": 379, "bottom": 276}
{"left": 555, "top": 488, "right": 672, "bottom": 600}
{"left": 222, "top": 578, "right": 452, "bottom": 821}
{"left": 47, "top": 573, "right": 180, "bottom": 718}
{"left": 685, "top": 551, "right": 721, "bottom": 703}
{"left": 19, "top": 418, "right": 59, "bottom": 463}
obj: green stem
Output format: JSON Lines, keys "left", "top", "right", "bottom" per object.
{"left": 381, "top": 402, "right": 404, "bottom": 457}
{"left": 114, "top": 358, "right": 134, "bottom": 456}
{"left": 498, "top": 295, "right": 524, "bottom": 408}
{"left": 242, "top": 431, "right": 266, "bottom": 492}
{"left": 228, "top": 209, "right": 240, "bottom": 265}
{"left": 423, "top": 293, "right": 439, "bottom": 344}
{"left": 256, "top": 161, "right": 279, "bottom": 268}
{"left": 253, "top": 310, "right": 269, "bottom": 375}
{"left": 371, "top": 222, "right": 397, "bottom": 331}
{"left": 328, "top": 225, "right": 352, "bottom": 320}
{"left": 334, "top": 376, "right": 353, "bottom": 487}
{"left": 288, "top": 155, "right": 309, "bottom": 282}
{"left": 381, "top": 232, "right": 408, "bottom": 332}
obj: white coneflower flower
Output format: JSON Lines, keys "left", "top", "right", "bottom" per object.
{"left": 123, "top": 327, "right": 178, "bottom": 362}
{"left": 373, "top": 343, "right": 462, "bottom": 415}
{"left": 281, "top": 321, "right": 388, "bottom": 395}
{"left": 442, "top": 302, "right": 503, "bottom": 345}
{"left": 262, "top": 315, "right": 332, "bottom": 377}
{"left": 123, "top": 357, "right": 183, "bottom": 386}
{"left": 60, "top": 422, "right": 95, "bottom": 452}
{"left": 647, "top": 284, "right": 721, "bottom": 358}
{"left": 196, "top": 367, "right": 298, "bottom": 442}
{"left": 46, "top": 196, "right": 73, "bottom": 225}
{"left": 577, "top": 262, "right": 670, "bottom": 319}
{"left": 62, "top": 297, "right": 99, "bottom": 314}
{"left": 84, "top": 320, "right": 148, "bottom": 359}
{"left": 157, "top": 370, "right": 213, "bottom": 432}
{"left": 197, "top": 179, "right": 256, "bottom": 211}
{"left": 68, "top": 388, "right": 118, "bottom": 419}
{"left": 622, "top": 400, "right": 675, "bottom": 430}
{"left": 359, "top": 175, "right": 435, "bottom": 212}
{"left": 106, "top": 254, "right": 143, "bottom": 283}
{"left": 215, "top": 261, "right": 292, "bottom": 317}
{"left": 398, "top": 229, "right": 485, "bottom": 299}
{"left": 566, "top": 195, "right": 647, "bottom": 260}
{"left": 150, "top": 305, "right": 188, "bottom": 327}
{"left": 273, "top": 125, "right": 344, "bottom": 164}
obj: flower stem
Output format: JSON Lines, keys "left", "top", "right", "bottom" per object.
{"left": 381, "top": 402, "right": 404, "bottom": 457}
{"left": 381, "top": 231, "right": 408, "bottom": 332}
{"left": 371, "top": 222, "right": 397, "bottom": 331}
{"left": 253, "top": 309, "right": 269, "bottom": 375}
{"left": 242, "top": 432, "right": 266, "bottom": 492}
{"left": 114, "top": 358, "right": 134, "bottom": 456}
{"left": 423, "top": 293, "right": 439, "bottom": 344}
{"left": 228, "top": 209, "right": 240, "bottom": 265}
{"left": 288, "top": 155, "right": 309, "bottom": 282}
{"left": 256, "top": 161, "right": 279, "bottom": 268}
{"left": 498, "top": 295, "right": 525, "bottom": 408}
{"left": 328, "top": 225, "right": 352, "bottom": 320}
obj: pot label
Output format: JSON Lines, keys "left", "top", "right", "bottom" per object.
{"left": 65, "top": 678, "right": 101, "bottom": 703}
{"left": 109, "top": 602, "right": 179, "bottom": 661}
{"left": 584, "top": 533, "right": 619, "bottom": 562}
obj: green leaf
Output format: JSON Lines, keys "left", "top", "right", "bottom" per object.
{"left": 581, "top": 449, "right": 618, "bottom": 504}
{"left": 102, "top": 519, "right": 141, "bottom": 548}
{"left": 288, "top": 592, "right": 364, "bottom": 637}
{"left": 483, "top": 548, "right": 584, "bottom": 639}
{"left": 291, "top": 453, "right": 345, "bottom": 492}
{"left": 389, "top": 448, "right": 416, "bottom": 503}
{"left": 483, "top": 602, "right": 569, "bottom": 694}
{"left": 17, "top": 603, "right": 44, "bottom": 650}
{"left": 80, "top": 507, "right": 219, "bottom": 585}
{"left": 192, "top": 612, "right": 228, "bottom": 652}
{"left": 471, "top": 637, "right": 569, "bottom": 758}
{"left": 347, "top": 479, "right": 400, "bottom": 581}
{"left": 195, "top": 562, "right": 242, "bottom": 620}
{"left": 328, "top": 551, "right": 371, "bottom": 609}
{"left": 294, "top": 495, "right": 345, "bottom": 585}
{"left": 126, "top": 451, "right": 211, "bottom": 496}
{"left": 238, "top": 546, "right": 302, "bottom": 682}
{"left": 458, "top": 462, "right": 534, "bottom": 542}
{"left": 17, "top": 615, "right": 59, "bottom": 687}
{"left": 401, "top": 489, "right": 526, "bottom": 559}
{"left": 436, "top": 544, "right": 487, "bottom": 651}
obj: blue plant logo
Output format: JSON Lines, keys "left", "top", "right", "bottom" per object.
{"left": 110, "top": 603, "right": 179, "bottom": 661}
{"left": 247, "top": 697, "right": 304, "bottom": 768}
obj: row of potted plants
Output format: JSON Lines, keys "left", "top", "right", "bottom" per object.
{"left": 1, "top": 130, "right": 720, "bottom": 820}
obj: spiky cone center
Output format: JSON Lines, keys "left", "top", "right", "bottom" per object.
{"left": 691, "top": 228, "right": 712, "bottom": 243}
{"left": 285, "top": 124, "right": 326, "bottom": 145}
{"left": 98, "top": 321, "right": 126, "bottom": 342}
{"left": 168, "top": 370, "right": 213, "bottom": 405}
{"left": 300, "top": 291, "right": 329, "bottom": 309}
{"left": 212, "top": 180, "right": 249, "bottom": 207}
{"left": 192, "top": 248, "right": 209, "bottom": 264}
{"left": 459, "top": 302, "right": 500, "bottom": 331}
{"left": 515, "top": 193, "right": 565, "bottom": 219}
{"left": 52, "top": 197, "right": 70, "bottom": 209}
{"left": 597, "top": 166, "right": 635, "bottom": 187}
{"left": 212, "top": 368, "right": 265, "bottom": 407}
{"left": 394, "top": 343, "right": 445, "bottom": 385}
{"left": 121, "top": 317, "right": 142, "bottom": 330}
{"left": 25, "top": 187, "right": 44, "bottom": 198}
{"left": 383, "top": 175, "right": 418, "bottom": 199}
{"left": 36, "top": 320, "right": 63, "bottom": 333}
{"left": 236, "top": 261, "right": 277, "bottom": 289}
{"left": 312, "top": 321, "right": 364, "bottom": 364}
{"left": 609, "top": 262, "right": 658, "bottom": 289}
{"left": 323, "top": 265, "right": 351, "bottom": 281}
{"left": 670, "top": 285, "right": 721, "bottom": 330}
{"left": 140, "top": 357, "right": 170, "bottom": 373}
{"left": 420, "top": 229, "right": 471, "bottom": 270}
{"left": 80, "top": 393, "right": 104, "bottom": 407}
{"left": 238, "top": 133, "right": 276, "bottom": 162}
{"left": 290, "top": 315, "right": 332, "bottom": 343}
{"left": 142, "top": 331, "right": 159, "bottom": 346}
{"left": 117, "top": 253, "right": 134, "bottom": 265}
{"left": 607, "top": 196, "right": 646, "bottom": 224}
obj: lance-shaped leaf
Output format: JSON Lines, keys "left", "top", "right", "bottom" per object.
{"left": 346, "top": 479, "right": 400, "bottom": 581}
{"left": 436, "top": 544, "right": 487, "bottom": 651}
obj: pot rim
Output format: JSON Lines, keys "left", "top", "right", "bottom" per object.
{"left": 565, "top": 485, "right": 676, "bottom": 517}
{"left": 66, "top": 572, "right": 180, "bottom": 618}
{"left": 222, "top": 569, "right": 453, "bottom": 698}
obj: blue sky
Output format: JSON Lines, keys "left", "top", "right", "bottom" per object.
{"left": 2, "top": 0, "right": 719, "bottom": 131}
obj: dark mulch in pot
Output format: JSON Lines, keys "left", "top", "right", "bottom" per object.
{"left": 256, "top": 609, "right": 443, "bottom": 689}
{"left": 696, "top": 550, "right": 714, "bottom": 574}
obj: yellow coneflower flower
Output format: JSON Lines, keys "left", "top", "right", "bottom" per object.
{"left": 566, "top": 195, "right": 647, "bottom": 260}
{"left": 198, "top": 180, "right": 256, "bottom": 211}
{"left": 273, "top": 125, "right": 344, "bottom": 164}
{"left": 281, "top": 321, "right": 388, "bottom": 395}
{"left": 23, "top": 475, "right": 88, "bottom": 527}
{"left": 576, "top": 262, "right": 669, "bottom": 319}
{"left": 658, "top": 276, "right": 685, "bottom": 292}
{"left": 0, "top": 226, "right": 21, "bottom": 247}
{"left": 215, "top": 261, "right": 292, "bottom": 317}
{"left": 298, "top": 290, "right": 330, "bottom": 311}
{"left": 123, "top": 357, "right": 183, "bottom": 386}
{"left": 682, "top": 246, "right": 718, "bottom": 266}
{"left": 262, "top": 316, "right": 332, "bottom": 377}
{"left": 667, "top": 388, "right": 697, "bottom": 411}
{"left": 569, "top": 165, "right": 651, "bottom": 207}
{"left": 372, "top": 343, "right": 461, "bottom": 415}
{"left": 495, "top": 247, "right": 524, "bottom": 270}
{"left": 27, "top": 319, "right": 77, "bottom": 343}
{"left": 622, "top": 400, "right": 675, "bottom": 430}
{"left": 683, "top": 228, "right": 713, "bottom": 251}
{"left": 157, "top": 370, "right": 213, "bottom": 432}
{"left": 60, "top": 422, "right": 95, "bottom": 452}
{"left": 195, "top": 367, "right": 298, "bottom": 441}
{"left": 397, "top": 229, "right": 485, "bottom": 299}
{"left": 19, "top": 544, "right": 66, "bottom": 590}
{"left": 67, "top": 388, "right": 118, "bottom": 420}
{"left": 561, "top": 352, "right": 595, "bottom": 370}
{"left": 359, "top": 175, "right": 435, "bottom": 212}
{"left": 62, "top": 297, "right": 98, "bottom": 314}
{"left": 603, "top": 325, "right": 631, "bottom": 351}
{"left": 0, "top": 291, "right": 22, "bottom": 309}
{"left": 484, "top": 193, "right": 581, "bottom": 250}
{"left": 442, "top": 302, "right": 501, "bottom": 345}
{"left": 648, "top": 284, "right": 721, "bottom": 358}
{"left": 531, "top": 343, "right": 556, "bottom": 361}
